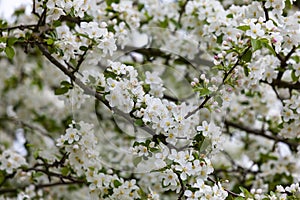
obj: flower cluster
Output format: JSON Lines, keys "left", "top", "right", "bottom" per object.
{"left": 57, "top": 121, "right": 100, "bottom": 175}
{"left": 0, "top": 149, "right": 27, "bottom": 174}
{"left": 1, "top": 0, "right": 300, "bottom": 199}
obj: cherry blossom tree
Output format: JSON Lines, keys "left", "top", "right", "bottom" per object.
{"left": 0, "top": 0, "right": 300, "bottom": 199}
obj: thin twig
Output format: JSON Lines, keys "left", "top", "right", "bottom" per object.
{"left": 184, "top": 46, "right": 251, "bottom": 119}
{"left": 224, "top": 120, "right": 299, "bottom": 150}
{"left": 175, "top": 172, "right": 186, "bottom": 200}
{"left": 207, "top": 177, "right": 241, "bottom": 197}
{"left": 0, "top": 24, "right": 36, "bottom": 32}
{"left": 35, "top": 40, "right": 180, "bottom": 150}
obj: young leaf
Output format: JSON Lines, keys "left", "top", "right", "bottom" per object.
{"left": 55, "top": 87, "right": 69, "bottom": 95}
{"left": 241, "top": 50, "right": 252, "bottom": 62}
{"left": 134, "top": 119, "right": 144, "bottom": 127}
{"left": 5, "top": 46, "right": 15, "bottom": 60}
{"left": 113, "top": 179, "right": 122, "bottom": 188}
{"left": 243, "top": 66, "right": 250, "bottom": 77}
{"left": 133, "top": 156, "right": 142, "bottom": 167}
{"left": 61, "top": 167, "right": 70, "bottom": 176}
{"left": 79, "top": 46, "right": 88, "bottom": 51}
{"left": 32, "top": 171, "right": 44, "bottom": 178}
{"left": 291, "top": 70, "right": 298, "bottom": 82}
{"left": 226, "top": 13, "right": 234, "bottom": 18}
{"left": 239, "top": 186, "right": 252, "bottom": 198}
{"left": 199, "top": 88, "right": 210, "bottom": 96}
{"left": 237, "top": 25, "right": 250, "bottom": 31}
{"left": 7, "top": 37, "right": 18, "bottom": 46}
{"left": 60, "top": 81, "right": 73, "bottom": 88}
{"left": 0, "top": 171, "right": 5, "bottom": 184}
{"left": 46, "top": 38, "right": 54, "bottom": 45}
{"left": 251, "top": 38, "right": 262, "bottom": 52}
{"left": 260, "top": 39, "right": 276, "bottom": 55}
{"left": 234, "top": 197, "right": 245, "bottom": 200}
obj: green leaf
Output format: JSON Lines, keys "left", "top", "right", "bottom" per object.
{"left": 0, "top": 19, "right": 8, "bottom": 29}
{"left": 285, "top": 0, "right": 292, "bottom": 9}
{"left": 159, "top": 18, "right": 168, "bottom": 28}
{"left": 26, "top": 143, "right": 35, "bottom": 148}
{"left": 213, "top": 64, "right": 225, "bottom": 70}
{"left": 292, "top": 55, "right": 300, "bottom": 63}
{"left": 237, "top": 25, "right": 250, "bottom": 31}
{"left": 170, "top": 18, "right": 181, "bottom": 29}
{"left": 7, "top": 37, "right": 18, "bottom": 46}
{"left": 234, "top": 197, "right": 245, "bottom": 200}
{"left": 61, "top": 167, "right": 70, "bottom": 176}
{"left": 150, "top": 166, "right": 168, "bottom": 173}
{"left": 226, "top": 13, "right": 233, "bottom": 18}
{"left": 291, "top": 70, "right": 298, "bottom": 82}
{"left": 33, "top": 171, "right": 44, "bottom": 178}
{"left": 133, "top": 156, "right": 142, "bottom": 167}
{"left": 52, "top": 20, "right": 62, "bottom": 27}
{"left": 259, "top": 153, "right": 278, "bottom": 163}
{"left": 137, "top": 188, "right": 148, "bottom": 199}
{"left": 60, "top": 81, "right": 72, "bottom": 88}
{"left": 137, "top": 4, "right": 144, "bottom": 11}
{"left": 79, "top": 46, "right": 88, "bottom": 51}
{"left": 251, "top": 38, "right": 262, "bottom": 52}
{"left": 113, "top": 179, "right": 122, "bottom": 188}
{"left": 5, "top": 46, "right": 15, "bottom": 60}
{"left": 243, "top": 66, "right": 250, "bottom": 77}
{"left": 46, "top": 38, "right": 54, "bottom": 45}
{"left": 193, "top": 133, "right": 205, "bottom": 150}
{"left": 75, "top": 33, "right": 91, "bottom": 40}
{"left": 260, "top": 39, "right": 276, "bottom": 55}
{"left": 143, "top": 84, "right": 151, "bottom": 93}
{"left": 0, "top": 171, "right": 5, "bottom": 184}
{"left": 104, "top": 70, "right": 117, "bottom": 79}
{"left": 145, "top": 139, "right": 151, "bottom": 146}
{"left": 217, "top": 34, "right": 224, "bottom": 44}
{"left": 54, "top": 87, "right": 69, "bottom": 95}
{"left": 88, "top": 75, "right": 96, "bottom": 84}
{"left": 106, "top": 0, "right": 120, "bottom": 6}
{"left": 199, "top": 88, "right": 210, "bottom": 96}
{"left": 133, "top": 141, "right": 140, "bottom": 147}
{"left": 134, "top": 119, "right": 144, "bottom": 127}
{"left": 241, "top": 50, "right": 252, "bottom": 62}
{"left": 239, "top": 186, "right": 252, "bottom": 198}
{"left": 214, "top": 95, "right": 223, "bottom": 106}
{"left": 259, "top": 38, "right": 269, "bottom": 43}
{"left": 33, "top": 150, "right": 39, "bottom": 159}
{"left": 149, "top": 147, "right": 159, "bottom": 153}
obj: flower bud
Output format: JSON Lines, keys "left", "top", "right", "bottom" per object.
{"left": 193, "top": 78, "right": 199, "bottom": 83}
{"left": 271, "top": 37, "right": 277, "bottom": 43}
{"left": 200, "top": 74, "right": 206, "bottom": 80}
{"left": 222, "top": 41, "right": 228, "bottom": 46}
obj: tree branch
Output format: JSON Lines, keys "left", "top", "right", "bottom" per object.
{"left": 121, "top": 46, "right": 214, "bottom": 67}
{"left": 184, "top": 46, "right": 251, "bottom": 119}
{"left": 0, "top": 24, "right": 36, "bottom": 32}
{"left": 0, "top": 181, "right": 82, "bottom": 194}
{"left": 224, "top": 120, "right": 299, "bottom": 150}
{"left": 177, "top": 0, "right": 190, "bottom": 30}
{"left": 262, "top": 79, "right": 300, "bottom": 91}
{"left": 207, "top": 177, "right": 240, "bottom": 197}
{"left": 276, "top": 46, "right": 296, "bottom": 81}
{"left": 35, "top": 40, "right": 180, "bottom": 150}
{"left": 175, "top": 172, "right": 185, "bottom": 200}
